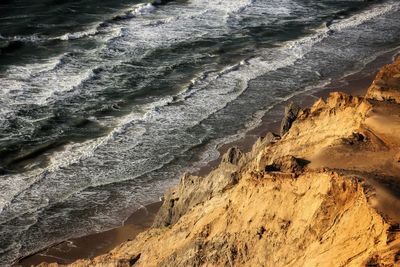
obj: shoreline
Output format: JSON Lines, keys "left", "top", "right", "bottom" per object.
{"left": 18, "top": 202, "right": 162, "bottom": 267}
{"left": 18, "top": 48, "right": 400, "bottom": 267}
{"left": 195, "top": 48, "right": 400, "bottom": 176}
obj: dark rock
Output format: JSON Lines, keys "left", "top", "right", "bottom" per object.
{"left": 264, "top": 164, "right": 280, "bottom": 172}
{"left": 343, "top": 132, "right": 367, "bottom": 145}
{"left": 387, "top": 223, "right": 400, "bottom": 243}
{"left": 353, "top": 132, "right": 366, "bottom": 142}
{"left": 280, "top": 102, "right": 301, "bottom": 136}
{"left": 366, "top": 255, "right": 380, "bottom": 267}
{"left": 264, "top": 132, "right": 280, "bottom": 143}
{"left": 395, "top": 250, "right": 400, "bottom": 262}
{"left": 129, "top": 253, "right": 141, "bottom": 266}
{"left": 229, "top": 172, "right": 240, "bottom": 185}
{"left": 265, "top": 155, "right": 309, "bottom": 175}
{"left": 256, "top": 226, "right": 266, "bottom": 239}
{"left": 153, "top": 168, "right": 241, "bottom": 227}
{"left": 252, "top": 132, "right": 280, "bottom": 153}
{"left": 222, "top": 147, "right": 243, "bottom": 165}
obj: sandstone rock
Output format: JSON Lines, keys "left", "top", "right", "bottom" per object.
{"left": 326, "top": 92, "right": 362, "bottom": 109}
{"left": 366, "top": 56, "right": 400, "bottom": 103}
{"left": 64, "top": 171, "right": 397, "bottom": 267}
{"left": 280, "top": 102, "right": 301, "bottom": 136}
{"left": 310, "top": 97, "right": 326, "bottom": 113}
{"left": 129, "top": 254, "right": 141, "bottom": 265}
{"left": 341, "top": 131, "right": 367, "bottom": 145}
{"left": 263, "top": 131, "right": 280, "bottom": 143}
{"left": 153, "top": 166, "right": 241, "bottom": 227}
{"left": 221, "top": 147, "right": 243, "bottom": 165}
{"left": 265, "top": 155, "right": 309, "bottom": 175}
{"left": 252, "top": 132, "right": 280, "bottom": 155}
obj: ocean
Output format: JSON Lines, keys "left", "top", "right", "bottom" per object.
{"left": 1, "top": 0, "right": 400, "bottom": 265}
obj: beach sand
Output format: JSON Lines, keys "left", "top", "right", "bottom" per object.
{"left": 18, "top": 202, "right": 162, "bottom": 266}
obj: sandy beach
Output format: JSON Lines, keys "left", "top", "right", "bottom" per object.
{"left": 18, "top": 202, "right": 162, "bottom": 266}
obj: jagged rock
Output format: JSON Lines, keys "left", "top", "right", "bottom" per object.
{"left": 251, "top": 132, "right": 280, "bottom": 157}
{"left": 129, "top": 254, "right": 141, "bottom": 266}
{"left": 349, "top": 131, "right": 367, "bottom": 144}
{"left": 280, "top": 102, "right": 301, "bottom": 136}
{"left": 352, "top": 132, "right": 366, "bottom": 142}
{"left": 366, "top": 56, "right": 400, "bottom": 103}
{"left": 263, "top": 131, "right": 280, "bottom": 143}
{"left": 65, "top": 170, "right": 398, "bottom": 267}
{"left": 221, "top": 147, "right": 243, "bottom": 165}
{"left": 310, "top": 97, "right": 327, "bottom": 113}
{"left": 257, "top": 132, "right": 279, "bottom": 147}
{"left": 341, "top": 131, "right": 368, "bottom": 146}
{"left": 153, "top": 165, "right": 241, "bottom": 227}
{"left": 265, "top": 155, "right": 309, "bottom": 175}
{"left": 326, "top": 92, "right": 362, "bottom": 109}
{"left": 311, "top": 93, "right": 369, "bottom": 118}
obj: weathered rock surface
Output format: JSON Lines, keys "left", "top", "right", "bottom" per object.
{"left": 221, "top": 147, "right": 244, "bottom": 166}
{"left": 38, "top": 59, "right": 400, "bottom": 267}
{"left": 264, "top": 155, "right": 309, "bottom": 176}
{"left": 366, "top": 56, "right": 400, "bottom": 103}
{"left": 280, "top": 102, "right": 301, "bottom": 136}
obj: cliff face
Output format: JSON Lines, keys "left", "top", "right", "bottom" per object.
{"left": 366, "top": 55, "right": 400, "bottom": 104}
{"left": 42, "top": 57, "right": 400, "bottom": 267}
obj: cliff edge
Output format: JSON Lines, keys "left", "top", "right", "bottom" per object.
{"left": 41, "top": 57, "right": 400, "bottom": 267}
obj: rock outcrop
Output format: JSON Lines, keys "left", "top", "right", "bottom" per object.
{"left": 38, "top": 59, "right": 400, "bottom": 267}
{"left": 280, "top": 102, "right": 301, "bottom": 136}
{"left": 221, "top": 147, "right": 244, "bottom": 165}
{"left": 366, "top": 56, "right": 400, "bottom": 103}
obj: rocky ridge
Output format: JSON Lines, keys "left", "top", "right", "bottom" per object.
{"left": 40, "top": 57, "right": 400, "bottom": 266}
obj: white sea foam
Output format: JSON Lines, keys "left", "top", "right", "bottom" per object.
{"left": 330, "top": 1, "right": 400, "bottom": 32}
{"left": 131, "top": 3, "right": 156, "bottom": 15}
{"left": 0, "top": 0, "right": 254, "bottom": 114}
{"left": 57, "top": 28, "right": 99, "bottom": 41}
{"left": 8, "top": 34, "right": 42, "bottom": 43}
{"left": 50, "top": 3, "right": 157, "bottom": 42}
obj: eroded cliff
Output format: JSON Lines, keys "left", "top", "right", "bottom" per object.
{"left": 40, "top": 57, "right": 400, "bottom": 267}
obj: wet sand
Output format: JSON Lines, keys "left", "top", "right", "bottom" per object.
{"left": 17, "top": 49, "right": 399, "bottom": 267}
{"left": 18, "top": 202, "right": 162, "bottom": 266}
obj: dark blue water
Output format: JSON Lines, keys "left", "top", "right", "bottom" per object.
{"left": 1, "top": 0, "right": 400, "bottom": 265}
